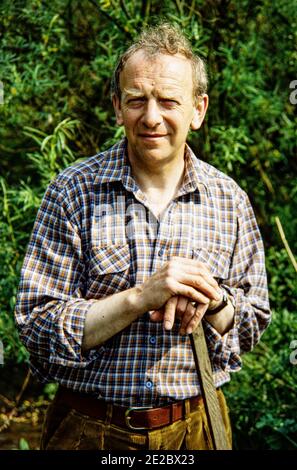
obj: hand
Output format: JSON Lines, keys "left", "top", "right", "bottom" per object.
{"left": 138, "top": 257, "right": 221, "bottom": 325}
{"left": 149, "top": 295, "right": 210, "bottom": 334}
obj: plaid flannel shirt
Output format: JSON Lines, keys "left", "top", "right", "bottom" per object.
{"left": 15, "top": 138, "right": 271, "bottom": 406}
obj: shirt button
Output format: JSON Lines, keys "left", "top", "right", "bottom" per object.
{"left": 146, "top": 380, "right": 153, "bottom": 389}
{"left": 158, "top": 248, "right": 164, "bottom": 256}
{"left": 149, "top": 336, "right": 156, "bottom": 345}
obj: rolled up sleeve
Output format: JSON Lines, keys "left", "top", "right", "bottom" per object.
{"left": 203, "top": 190, "right": 271, "bottom": 373}
{"left": 15, "top": 180, "right": 98, "bottom": 368}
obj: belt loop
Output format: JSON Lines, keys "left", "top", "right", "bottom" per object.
{"left": 105, "top": 403, "right": 113, "bottom": 426}
{"left": 102, "top": 403, "right": 113, "bottom": 447}
{"left": 171, "top": 402, "right": 178, "bottom": 423}
{"left": 184, "top": 399, "right": 192, "bottom": 433}
{"left": 184, "top": 398, "right": 191, "bottom": 419}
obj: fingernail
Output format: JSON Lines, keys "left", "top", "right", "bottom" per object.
{"left": 164, "top": 321, "right": 172, "bottom": 330}
{"left": 187, "top": 327, "right": 193, "bottom": 334}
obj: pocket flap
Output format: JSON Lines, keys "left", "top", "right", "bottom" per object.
{"left": 192, "top": 248, "right": 230, "bottom": 280}
{"left": 89, "top": 244, "right": 130, "bottom": 276}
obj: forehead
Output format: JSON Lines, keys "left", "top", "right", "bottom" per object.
{"left": 120, "top": 50, "right": 194, "bottom": 94}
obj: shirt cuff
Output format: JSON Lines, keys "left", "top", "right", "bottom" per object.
{"left": 49, "top": 298, "right": 103, "bottom": 368}
{"left": 203, "top": 305, "right": 242, "bottom": 373}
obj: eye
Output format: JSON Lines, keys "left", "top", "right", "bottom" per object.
{"left": 160, "top": 99, "right": 178, "bottom": 107}
{"left": 127, "top": 97, "right": 145, "bottom": 105}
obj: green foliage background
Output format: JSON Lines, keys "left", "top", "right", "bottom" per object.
{"left": 0, "top": 0, "right": 296, "bottom": 449}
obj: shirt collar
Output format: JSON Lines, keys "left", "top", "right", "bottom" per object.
{"left": 178, "top": 144, "right": 209, "bottom": 197}
{"left": 95, "top": 138, "right": 137, "bottom": 192}
{"left": 96, "top": 138, "right": 209, "bottom": 197}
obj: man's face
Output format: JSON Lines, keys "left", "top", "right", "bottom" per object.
{"left": 113, "top": 50, "right": 208, "bottom": 167}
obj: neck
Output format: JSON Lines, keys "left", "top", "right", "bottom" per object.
{"left": 128, "top": 151, "right": 186, "bottom": 199}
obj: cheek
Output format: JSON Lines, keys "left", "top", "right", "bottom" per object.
{"left": 171, "top": 107, "right": 194, "bottom": 125}
{"left": 170, "top": 114, "right": 193, "bottom": 135}
{"left": 122, "top": 110, "right": 139, "bottom": 128}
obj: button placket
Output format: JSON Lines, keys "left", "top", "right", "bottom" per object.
{"left": 151, "top": 200, "right": 176, "bottom": 271}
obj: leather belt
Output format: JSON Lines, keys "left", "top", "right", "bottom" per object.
{"left": 56, "top": 387, "right": 204, "bottom": 430}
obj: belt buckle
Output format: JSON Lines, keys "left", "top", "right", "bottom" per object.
{"left": 125, "top": 406, "right": 153, "bottom": 430}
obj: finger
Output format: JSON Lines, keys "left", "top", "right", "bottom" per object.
{"left": 168, "top": 259, "right": 221, "bottom": 299}
{"left": 170, "top": 258, "right": 219, "bottom": 289}
{"left": 179, "top": 302, "right": 196, "bottom": 335}
{"left": 186, "top": 303, "right": 209, "bottom": 334}
{"left": 178, "top": 273, "right": 221, "bottom": 301}
{"left": 163, "top": 296, "right": 178, "bottom": 330}
{"left": 169, "top": 280, "right": 211, "bottom": 304}
{"left": 175, "top": 296, "right": 189, "bottom": 318}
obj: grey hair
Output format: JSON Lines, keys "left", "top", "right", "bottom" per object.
{"left": 111, "top": 23, "right": 208, "bottom": 103}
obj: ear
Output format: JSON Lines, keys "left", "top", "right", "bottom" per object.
{"left": 190, "top": 94, "right": 209, "bottom": 130}
{"left": 112, "top": 94, "right": 124, "bottom": 125}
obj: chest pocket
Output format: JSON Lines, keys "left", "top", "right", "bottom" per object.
{"left": 87, "top": 244, "right": 131, "bottom": 298}
{"left": 192, "top": 248, "right": 231, "bottom": 281}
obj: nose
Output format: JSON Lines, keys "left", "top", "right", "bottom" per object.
{"left": 142, "top": 99, "right": 162, "bottom": 128}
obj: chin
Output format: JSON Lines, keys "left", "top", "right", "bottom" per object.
{"left": 128, "top": 141, "right": 176, "bottom": 164}
{"left": 141, "top": 149, "right": 172, "bottom": 161}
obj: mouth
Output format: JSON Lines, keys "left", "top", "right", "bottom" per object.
{"left": 138, "top": 134, "right": 167, "bottom": 139}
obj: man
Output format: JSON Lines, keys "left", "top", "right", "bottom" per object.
{"left": 15, "top": 23, "right": 271, "bottom": 450}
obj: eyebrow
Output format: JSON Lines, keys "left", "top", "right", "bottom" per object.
{"left": 123, "top": 89, "right": 183, "bottom": 102}
{"left": 123, "top": 88, "right": 144, "bottom": 99}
